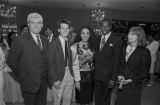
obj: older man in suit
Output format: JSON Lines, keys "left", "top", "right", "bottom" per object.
{"left": 94, "top": 18, "right": 123, "bottom": 105}
{"left": 47, "top": 19, "right": 74, "bottom": 105}
{"left": 7, "top": 13, "right": 48, "bottom": 105}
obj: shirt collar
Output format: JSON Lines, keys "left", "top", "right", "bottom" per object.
{"left": 59, "top": 35, "right": 68, "bottom": 42}
{"left": 101, "top": 31, "right": 111, "bottom": 41}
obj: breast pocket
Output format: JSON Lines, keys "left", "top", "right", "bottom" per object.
{"left": 102, "top": 46, "right": 114, "bottom": 56}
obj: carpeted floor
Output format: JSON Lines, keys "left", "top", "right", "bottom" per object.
{"left": 6, "top": 81, "right": 160, "bottom": 105}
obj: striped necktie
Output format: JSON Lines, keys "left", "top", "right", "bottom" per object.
{"left": 100, "top": 35, "right": 105, "bottom": 51}
{"left": 36, "top": 35, "right": 42, "bottom": 49}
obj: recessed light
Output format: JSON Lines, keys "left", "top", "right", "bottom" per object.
{"left": 140, "top": 6, "right": 144, "bottom": 9}
{"left": 97, "top": 3, "right": 101, "bottom": 6}
{"left": 33, "top": 1, "right": 37, "bottom": 4}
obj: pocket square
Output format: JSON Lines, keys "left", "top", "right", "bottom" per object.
{"left": 109, "top": 43, "right": 113, "bottom": 47}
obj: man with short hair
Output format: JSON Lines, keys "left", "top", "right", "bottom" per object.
{"left": 44, "top": 27, "right": 54, "bottom": 43}
{"left": 7, "top": 13, "right": 48, "bottom": 105}
{"left": 94, "top": 18, "right": 123, "bottom": 105}
{"left": 47, "top": 19, "right": 74, "bottom": 105}
{"left": 20, "top": 24, "right": 29, "bottom": 35}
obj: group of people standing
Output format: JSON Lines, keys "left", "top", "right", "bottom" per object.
{"left": 0, "top": 12, "right": 151, "bottom": 105}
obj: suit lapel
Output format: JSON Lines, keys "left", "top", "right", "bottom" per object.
{"left": 127, "top": 47, "right": 138, "bottom": 63}
{"left": 40, "top": 35, "right": 47, "bottom": 51}
{"left": 26, "top": 32, "right": 41, "bottom": 50}
{"left": 56, "top": 38, "right": 65, "bottom": 61}
{"left": 100, "top": 33, "right": 113, "bottom": 52}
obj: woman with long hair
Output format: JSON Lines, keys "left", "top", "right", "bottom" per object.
{"left": 71, "top": 25, "right": 96, "bottom": 105}
{"left": 116, "top": 26, "right": 151, "bottom": 105}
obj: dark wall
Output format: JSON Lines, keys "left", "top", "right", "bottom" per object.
{"left": 16, "top": 5, "right": 160, "bottom": 35}
{"left": 16, "top": 6, "right": 91, "bottom": 35}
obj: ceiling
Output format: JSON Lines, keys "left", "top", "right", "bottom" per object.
{"left": 7, "top": 0, "right": 160, "bottom": 13}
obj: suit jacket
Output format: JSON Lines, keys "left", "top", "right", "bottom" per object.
{"left": 94, "top": 33, "right": 123, "bottom": 82}
{"left": 119, "top": 46, "right": 151, "bottom": 87}
{"left": 7, "top": 32, "right": 48, "bottom": 93}
{"left": 47, "top": 37, "right": 73, "bottom": 85}
{"left": 48, "top": 33, "right": 54, "bottom": 43}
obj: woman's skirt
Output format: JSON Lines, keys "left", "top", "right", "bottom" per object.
{"left": 75, "top": 71, "right": 94, "bottom": 104}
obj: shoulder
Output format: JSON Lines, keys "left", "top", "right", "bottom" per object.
{"left": 153, "top": 40, "right": 159, "bottom": 46}
{"left": 137, "top": 46, "right": 150, "bottom": 55}
{"left": 13, "top": 35, "right": 24, "bottom": 43}
{"left": 40, "top": 35, "right": 48, "bottom": 40}
{"left": 111, "top": 33, "right": 122, "bottom": 43}
{"left": 71, "top": 42, "right": 78, "bottom": 51}
{"left": 49, "top": 37, "right": 59, "bottom": 47}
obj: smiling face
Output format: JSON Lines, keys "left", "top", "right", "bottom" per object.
{"left": 80, "top": 28, "right": 90, "bottom": 42}
{"left": 101, "top": 21, "right": 111, "bottom": 35}
{"left": 58, "top": 23, "right": 70, "bottom": 38}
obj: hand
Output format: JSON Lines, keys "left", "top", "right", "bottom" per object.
{"left": 108, "top": 80, "right": 114, "bottom": 88}
{"left": 117, "top": 76, "right": 125, "bottom": 82}
{"left": 75, "top": 81, "right": 80, "bottom": 91}
{"left": 122, "top": 79, "right": 132, "bottom": 84}
{"left": 53, "top": 81, "right": 61, "bottom": 89}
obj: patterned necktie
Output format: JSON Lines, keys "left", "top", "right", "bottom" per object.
{"left": 100, "top": 35, "right": 105, "bottom": 51}
{"left": 36, "top": 35, "right": 42, "bottom": 49}
{"left": 65, "top": 40, "right": 69, "bottom": 67}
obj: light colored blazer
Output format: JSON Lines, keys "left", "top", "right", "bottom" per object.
{"left": 146, "top": 40, "right": 159, "bottom": 62}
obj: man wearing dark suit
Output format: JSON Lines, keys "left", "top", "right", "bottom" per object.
{"left": 7, "top": 13, "right": 48, "bottom": 105}
{"left": 94, "top": 18, "right": 123, "bottom": 105}
{"left": 47, "top": 19, "right": 74, "bottom": 105}
{"left": 44, "top": 27, "right": 54, "bottom": 43}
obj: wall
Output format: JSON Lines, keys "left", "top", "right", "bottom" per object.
{"left": 16, "top": 5, "right": 160, "bottom": 34}
{"left": 16, "top": 6, "right": 91, "bottom": 34}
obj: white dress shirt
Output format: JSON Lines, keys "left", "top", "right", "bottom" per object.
{"left": 30, "top": 32, "right": 43, "bottom": 48}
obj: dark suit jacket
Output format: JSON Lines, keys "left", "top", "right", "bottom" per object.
{"left": 119, "top": 46, "right": 151, "bottom": 88}
{"left": 47, "top": 37, "right": 73, "bottom": 85}
{"left": 7, "top": 32, "right": 48, "bottom": 93}
{"left": 94, "top": 33, "right": 123, "bottom": 82}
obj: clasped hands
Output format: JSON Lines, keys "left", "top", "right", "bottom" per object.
{"left": 53, "top": 81, "right": 61, "bottom": 89}
{"left": 117, "top": 76, "right": 132, "bottom": 89}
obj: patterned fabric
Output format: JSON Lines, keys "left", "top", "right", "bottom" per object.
{"left": 71, "top": 42, "right": 94, "bottom": 82}
{"left": 36, "top": 35, "right": 42, "bottom": 49}
{"left": 0, "top": 47, "right": 5, "bottom": 105}
{"left": 0, "top": 47, "right": 5, "bottom": 71}
{"left": 72, "top": 42, "right": 94, "bottom": 104}
{"left": 77, "top": 43, "right": 94, "bottom": 71}
{"left": 100, "top": 35, "right": 105, "bottom": 51}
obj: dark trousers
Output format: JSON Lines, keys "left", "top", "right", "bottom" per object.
{"left": 95, "top": 80, "right": 110, "bottom": 105}
{"left": 22, "top": 79, "right": 47, "bottom": 105}
{"left": 106, "top": 88, "right": 113, "bottom": 105}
